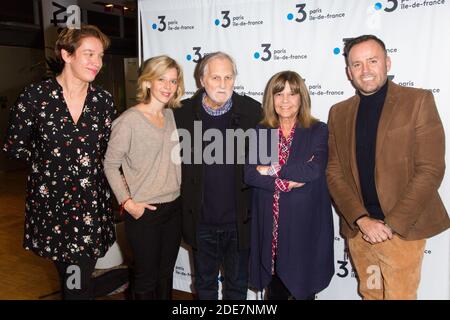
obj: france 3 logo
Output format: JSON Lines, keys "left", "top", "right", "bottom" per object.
{"left": 150, "top": 16, "right": 194, "bottom": 32}
{"left": 374, "top": 0, "right": 398, "bottom": 12}
{"left": 375, "top": 0, "right": 446, "bottom": 11}
{"left": 252, "top": 44, "right": 308, "bottom": 62}
{"left": 253, "top": 44, "right": 272, "bottom": 61}
{"left": 286, "top": 3, "right": 307, "bottom": 23}
{"left": 213, "top": 10, "right": 263, "bottom": 27}
{"left": 151, "top": 15, "right": 167, "bottom": 31}
{"left": 215, "top": 10, "right": 232, "bottom": 28}
{"left": 286, "top": 3, "right": 345, "bottom": 23}
{"left": 186, "top": 47, "right": 203, "bottom": 63}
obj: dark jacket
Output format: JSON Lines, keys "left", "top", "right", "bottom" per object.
{"left": 245, "top": 122, "right": 334, "bottom": 299}
{"left": 173, "top": 90, "right": 262, "bottom": 250}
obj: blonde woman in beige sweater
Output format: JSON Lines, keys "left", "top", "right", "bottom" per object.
{"left": 104, "top": 55, "right": 184, "bottom": 300}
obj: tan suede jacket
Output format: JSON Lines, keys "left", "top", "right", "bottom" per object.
{"left": 327, "top": 81, "right": 449, "bottom": 240}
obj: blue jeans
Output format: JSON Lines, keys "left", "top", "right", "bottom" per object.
{"left": 194, "top": 226, "right": 249, "bottom": 300}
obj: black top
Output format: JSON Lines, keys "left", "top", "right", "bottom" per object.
{"left": 2, "top": 78, "right": 117, "bottom": 263}
{"left": 355, "top": 80, "right": 388, "bottom": 220}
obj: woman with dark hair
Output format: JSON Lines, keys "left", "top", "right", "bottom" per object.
{"left": 3, "top": 25, "right": 116, "bottom": 300}
{"left": 245, "top": 71, "right": 334, "bottom": 300}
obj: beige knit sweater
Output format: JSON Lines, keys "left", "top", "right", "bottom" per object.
{"left": 104, "top": 107, "right": 181, "bottom": 204}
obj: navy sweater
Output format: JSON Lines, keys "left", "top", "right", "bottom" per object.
{"left": 355, "top": 81, "right": 388, "bottom": 220}
{"left": 200, "top": 107, "right": 236, "bottom": 228}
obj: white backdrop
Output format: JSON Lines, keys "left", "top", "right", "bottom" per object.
{"left": 138, "top": 0, "right": 450, "bottom": 299}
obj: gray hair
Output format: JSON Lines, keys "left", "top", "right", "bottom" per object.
{"left": 197, "top": 51, "right": 238, "bottom": 79}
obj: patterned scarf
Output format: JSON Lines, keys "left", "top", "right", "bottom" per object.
{"left": 271, "top": 125, "right": 296, "bottom": 274}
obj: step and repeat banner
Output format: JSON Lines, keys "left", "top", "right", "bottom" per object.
{"left": 138, "top": 0, "right": 450, "bottom": 299}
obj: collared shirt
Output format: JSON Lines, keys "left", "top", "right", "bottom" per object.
{"left": 201, "top": 93, "right": 233, "bottom": 116}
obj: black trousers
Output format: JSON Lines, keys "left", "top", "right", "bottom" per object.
{"left": 125, "top": 197, "right": 182, "bottom": 299}
{"left": 54, "top": 256, "right": 97, "bottom": 300}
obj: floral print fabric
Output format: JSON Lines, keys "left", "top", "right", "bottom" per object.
{"left": 3, "top": 78, "right": 116, "bottom": 263}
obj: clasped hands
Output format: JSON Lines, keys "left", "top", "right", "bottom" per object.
{"left": 356, "top": 216, "right": 394, "bottom": 244}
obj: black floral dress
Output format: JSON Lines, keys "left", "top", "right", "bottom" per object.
{"left": 3, "top": 78, "right": 116, "bottom": 263}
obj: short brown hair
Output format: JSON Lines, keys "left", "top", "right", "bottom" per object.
{"left": 343, "top": 34, "right": 386, "bottom": 65}
{"left": 136, "top": 55, "right": 185, "bottom": 109}
{"left": 55, "top": 25, "right": 110, "bottom": 63}
{"left": 261, "top": 71, "right": 317, "bottom": 129}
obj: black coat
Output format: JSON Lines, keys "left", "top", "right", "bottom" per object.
{"left": 173, "top": 90, "right": 262, "bottom": 250}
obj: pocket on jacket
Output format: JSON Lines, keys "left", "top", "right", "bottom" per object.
{"left": 289, "top": 181, "right": 312, "bottom": 194}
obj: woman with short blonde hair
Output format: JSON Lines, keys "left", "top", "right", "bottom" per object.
{"left": 136, "top": 55, "right": 185, "bottom": 108}
{"left": 104, "top": 55, "right": 185, "bottom": 300}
